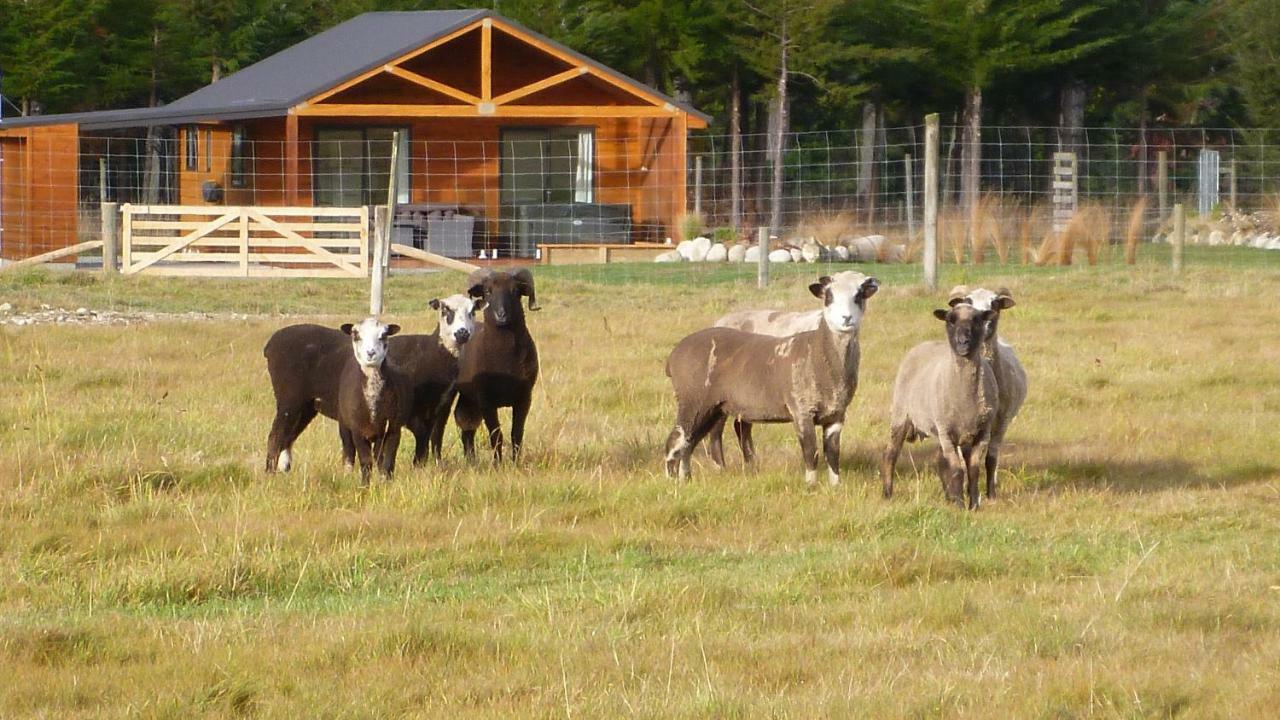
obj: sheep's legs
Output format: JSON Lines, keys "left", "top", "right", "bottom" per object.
{"left": 880, "top": 423, "right": 911, "bottom": 498}
{"left": 984, "top": 430, "right": 1005, "bottom": 499}
{"left": 734, "top": 420, "right": 755, "bottom": 465}
{"left": 705, "top": 415, "right": 728, "bottom": 469}
{"left": 427, "top": 392, "right": 455, "bottom": 462}
{"left": 353, "top": 436, "right": 374, "bottom": 487}
{"left": 376, "top": 427, "right": 402, "bottom": 478}
{"left": 339, "top": 426, "right": 355, "bottom": 468}
{"left": 665, "top": 409, "right": 723, "bottom": 481}
{"left": 407, "top": 415, "right": 432, "bottom": 466}
{"left": 936, "top": 436, "right": 967, "bottom": 506}
{"left": 821, "top": 421, "right": 843, "bottom": 486}
{"left": 966, "top": 440, "right": 990, "bottom": 510}
{"left": 454, "top": 394, "right": 482, "bottom": 462}
{"left": 265, "top": 404, "right": 317, "bottom": 472}
{"left": 793, "top": 416, "right": 820, "bottom": 487}
{"left": 481, "top": 405, "right": 504, "bottom": 463}
{"left": 509, "top": 391, "right": 532, "bottom": 464}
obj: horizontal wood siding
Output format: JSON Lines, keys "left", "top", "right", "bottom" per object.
{"left": 0, "top": 124, "right": 79, "bottom": 260}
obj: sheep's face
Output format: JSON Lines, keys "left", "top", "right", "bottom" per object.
{"left": 469, "top": 270, "right": 537, "bottom": 328}
{"left": 948, "top": 285, "right": 1014, "bottom": 341}
{"left": 809, "top": 271, "right": 879, "bottom": 334}
{"left": 933, "top": 304, "right": 990, "bottom": 359}
{"left": 342, "top": 317, "right": 400, "bottom": 368}
{"left": 430, "top": 294, "right": 483, "bottom": 352}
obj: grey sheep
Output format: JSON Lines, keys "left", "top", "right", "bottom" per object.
{"left": 880, "top": 303, "right": 998, "bottom": 509}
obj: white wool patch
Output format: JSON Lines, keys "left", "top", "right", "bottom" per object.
{"left": 665, "top": 427, "right": 688, "bottom": 463}
{"left": 805, "top": 468, "right": 818, "bottom": 486}
{"left": 824, "top": 423, "right": 843, "bottom": 439}
{"left": 828, "top": 468, "right": 841, "bottom": 486}
{"left": 705, "top": 340, "right": 718, "bottom": 387}
{"left": 278, "top": 449, "right": 291, "bottom": 472}
{"left": 351, "top": 317, "right": 391, "bottom": 368}
{"left": 965, "top": 287, "right": 999, "bottom": 312}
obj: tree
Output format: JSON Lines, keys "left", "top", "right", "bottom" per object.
{"left": 736, "top": 0, "right": 842, "bottom": 237}
{"left": 906, "top": 0, "right": 1112, "bottom": 247}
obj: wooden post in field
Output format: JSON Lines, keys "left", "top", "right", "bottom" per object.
{"left": 923, "top": 114, "right": 939, "bottom": 290}
{"left": 757, "top": 226, "right": 769, "bottom": 289}
{"left": 98, "top": 158, "right": 107, "bottom": 203}
{"left": 1171, "top": 202, "right": 1185, "bottom": 274}
{"left": 694, "top": 155, "right": 703, "bottom": 217}
{"left": 905, "top": 153, "right": 916, "bottom": 246}
{"left": 100, "top": 202, "right": 118, "bottom": 274}
{"left": 1227, "top": 160, "right": 1237, "bottom": 212}
{"left": 370, "top": 131, "right": 400, "bottom": 316}
{"left": 1157, "top": 150, "right": 1168, "bottom": 221}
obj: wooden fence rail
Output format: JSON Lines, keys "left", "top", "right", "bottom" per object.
{"left": 121, "top": 204, "right": 369, "bottom": 278}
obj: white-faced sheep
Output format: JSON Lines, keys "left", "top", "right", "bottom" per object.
{"left": 947, "top": 285, "right": 1027, "bottom": 498}
{"left": 664, "top": 273, "right": 880, "bottom": 485}
{"left": 337, "top": 317, "right": 412, "bottom": 484}
{"left": 880, "top": 303, "right": 998, "bottom": 509}
{"left": 705, "top": 270, "right": 878, "bottom": 467}
{"left": 453, "top": 268, "right": 540, "bottom": 463}
{"left": 263, "top": 295, "right": 479, "bottom": 472}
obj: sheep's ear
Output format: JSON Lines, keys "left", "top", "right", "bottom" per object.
{"left": 948, "top": 296, "right": 968, "bottom": 307}
{"left": 385, "top": 324, "right": 401, "bottom": 337}
{"left": 341, "top": 323, "right": 354, "bottom": 335}
{"left": 428, "top": 298, "right": 441, "bottom": 311}
{"left": 467, "top": 283, "right": 485, "bottom": 298}
{"left": 817, "top": 275, "right": 833, "bottom": 286}
{"left": 470, "top": 298, "right": 487, "bottom": 314}
{"left": 994, "top": 293, "right": 1015, "bottom": 310}
{"left": 933, "top": 309, "right": 950, "bottom": 322}
{"left": 808, "top": 282, "right": 826, "bottom": 298}
{"left": 860, "top": 278, "right": 880, "bottom": 298}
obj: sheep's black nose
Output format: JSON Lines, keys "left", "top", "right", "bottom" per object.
{"left": 456, "top": 329, "right": 470, "bottom": 343}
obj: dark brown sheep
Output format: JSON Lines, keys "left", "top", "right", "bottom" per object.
{"left": 336, "top": 318, "right": 412, "bottom": 484}
{"left": 453, "top": 268, "right": 540, "bottom": 462}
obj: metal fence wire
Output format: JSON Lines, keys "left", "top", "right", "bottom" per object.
{"left": 4, "top": 123, "right": 1280, "bottom": 267}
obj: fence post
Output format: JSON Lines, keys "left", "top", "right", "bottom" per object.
{"left": 370, "top": 131, "right": 400, "bottom": 316}
{"left": 1228, "top": 160, "right": 1237, "bottom": 212}
{"left": 904, "top": 153, "right": 915, "bottom": 246}
{"left": 1157, "top": 150, "right": 1168, "bottom": 221}
{"left": 100, "top": 202, "right": 118, "bottom": 274}
{"left": 694, "top": 155, "right": 703, "bottom": 217}
{"left": 757, "top": 226, "right": 769, "bottom": 289}
{"left": 923, "top": 114, "right": 939, "bottom": 290}
{"left": 1171, "top": 202, "right": 1185, "bottom": 274}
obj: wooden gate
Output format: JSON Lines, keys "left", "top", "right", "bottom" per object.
{"left": 120, "top": 204, "right": 368, "bottom": 277}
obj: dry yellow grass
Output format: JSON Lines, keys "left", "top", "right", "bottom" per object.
{"left": 2, "top": 256, "right": 1279, "bottom": 717}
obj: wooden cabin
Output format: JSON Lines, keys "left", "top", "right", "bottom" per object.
{"left": 0, "top": 9, "right": 708, "bottom": 262}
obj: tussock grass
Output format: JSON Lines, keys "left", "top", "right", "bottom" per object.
{"left": 3, "top": 254, "right": 1280, "bottom": 716}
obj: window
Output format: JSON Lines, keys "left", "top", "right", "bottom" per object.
{"left": 203, "top": 128, "right": 212, "bottom": 172}
{"left": 230, "top": 125, "right": 248, "bottom": 188}
{"left": 185, "top": 126, "right": 198, "bottom": 170}
{"left": 313, "top": 127, "right": 410, "bottom": 206}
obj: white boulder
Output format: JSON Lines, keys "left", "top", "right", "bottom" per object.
{"left": 744, "top": 245, "right": 761, "bottom": 262}
{"left": 801, "top": 241, "right": 822, "bottom": 264}
{"left": 768, "top": 249, "right": 793, "bottom": 263}
{"left": 654, "top": 250, "right": 684, "bottom": 263}
{"left": 727, "top": 244, "right": 748, "bottom": 262}
{"left": 833, "top": 245, "right": 850, "bottom": 262}
{"left": 706, "top": 243, "right": 728, "bottom": 262}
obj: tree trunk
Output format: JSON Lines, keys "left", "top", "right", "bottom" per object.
{"left": 941, "top": 114, "right": 957, "bottom": 208}
{"left": 961, "top": 86, "right": 982, "bottom": 259}
{"left": 730, "top": 67, "right": 743, "bottom": 231}
{"left": 859, "top": 100, "right": 878, "bottom": 222}
{"left": 211, "top": 57, "right": 222, "bottom": 84}
{"left": 1137, "top": 86, "right": 1149, "bottom": 195}
{"left": 1059, "top": 79, "right": 1086, "bottom": 181}
{"left": 768, "top": 21, "right": 789, "bottom": 240}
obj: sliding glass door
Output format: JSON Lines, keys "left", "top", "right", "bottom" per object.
{"left": 313, "top": 127, "right": 409, "bottom": 206}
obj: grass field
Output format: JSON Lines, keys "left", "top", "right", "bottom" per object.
{"left": 2, "top": 248, "right": 1279, "bottom": 718}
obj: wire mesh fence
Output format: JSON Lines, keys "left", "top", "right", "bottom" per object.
{"left": 3, "top": 123, "right": 1279, "bottom": 277}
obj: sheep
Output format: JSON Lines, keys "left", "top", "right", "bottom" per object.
{"left": 453, "top": 267, "right": 540, "bottom": 463}
{"left": 879, "top": 303, "right": 998, "bottom": 509}
{"left": 947, "top": 285, "right": 1027, "bottom": 499}
{"left": 362, "top": 294, "right": 484, "bottom": 465}
{"left": 663, "top": 273, "right": 880, "bottom": 485}
{"left": 336, "top": 317, "right": 412, "bottom": 484}
{"left": 705, "top": 270, "right": 878, "bottom": 468}
{"left": 262, "top": 295, "right": 479, "bottom": 472}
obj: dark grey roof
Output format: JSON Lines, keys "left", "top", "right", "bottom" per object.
{"left": 0, "top": 9, "right": 708, "bottom": 131}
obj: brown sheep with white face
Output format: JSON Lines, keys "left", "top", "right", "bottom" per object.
{"left": 664, "top": 273, "right": 879, "bottom": 485}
